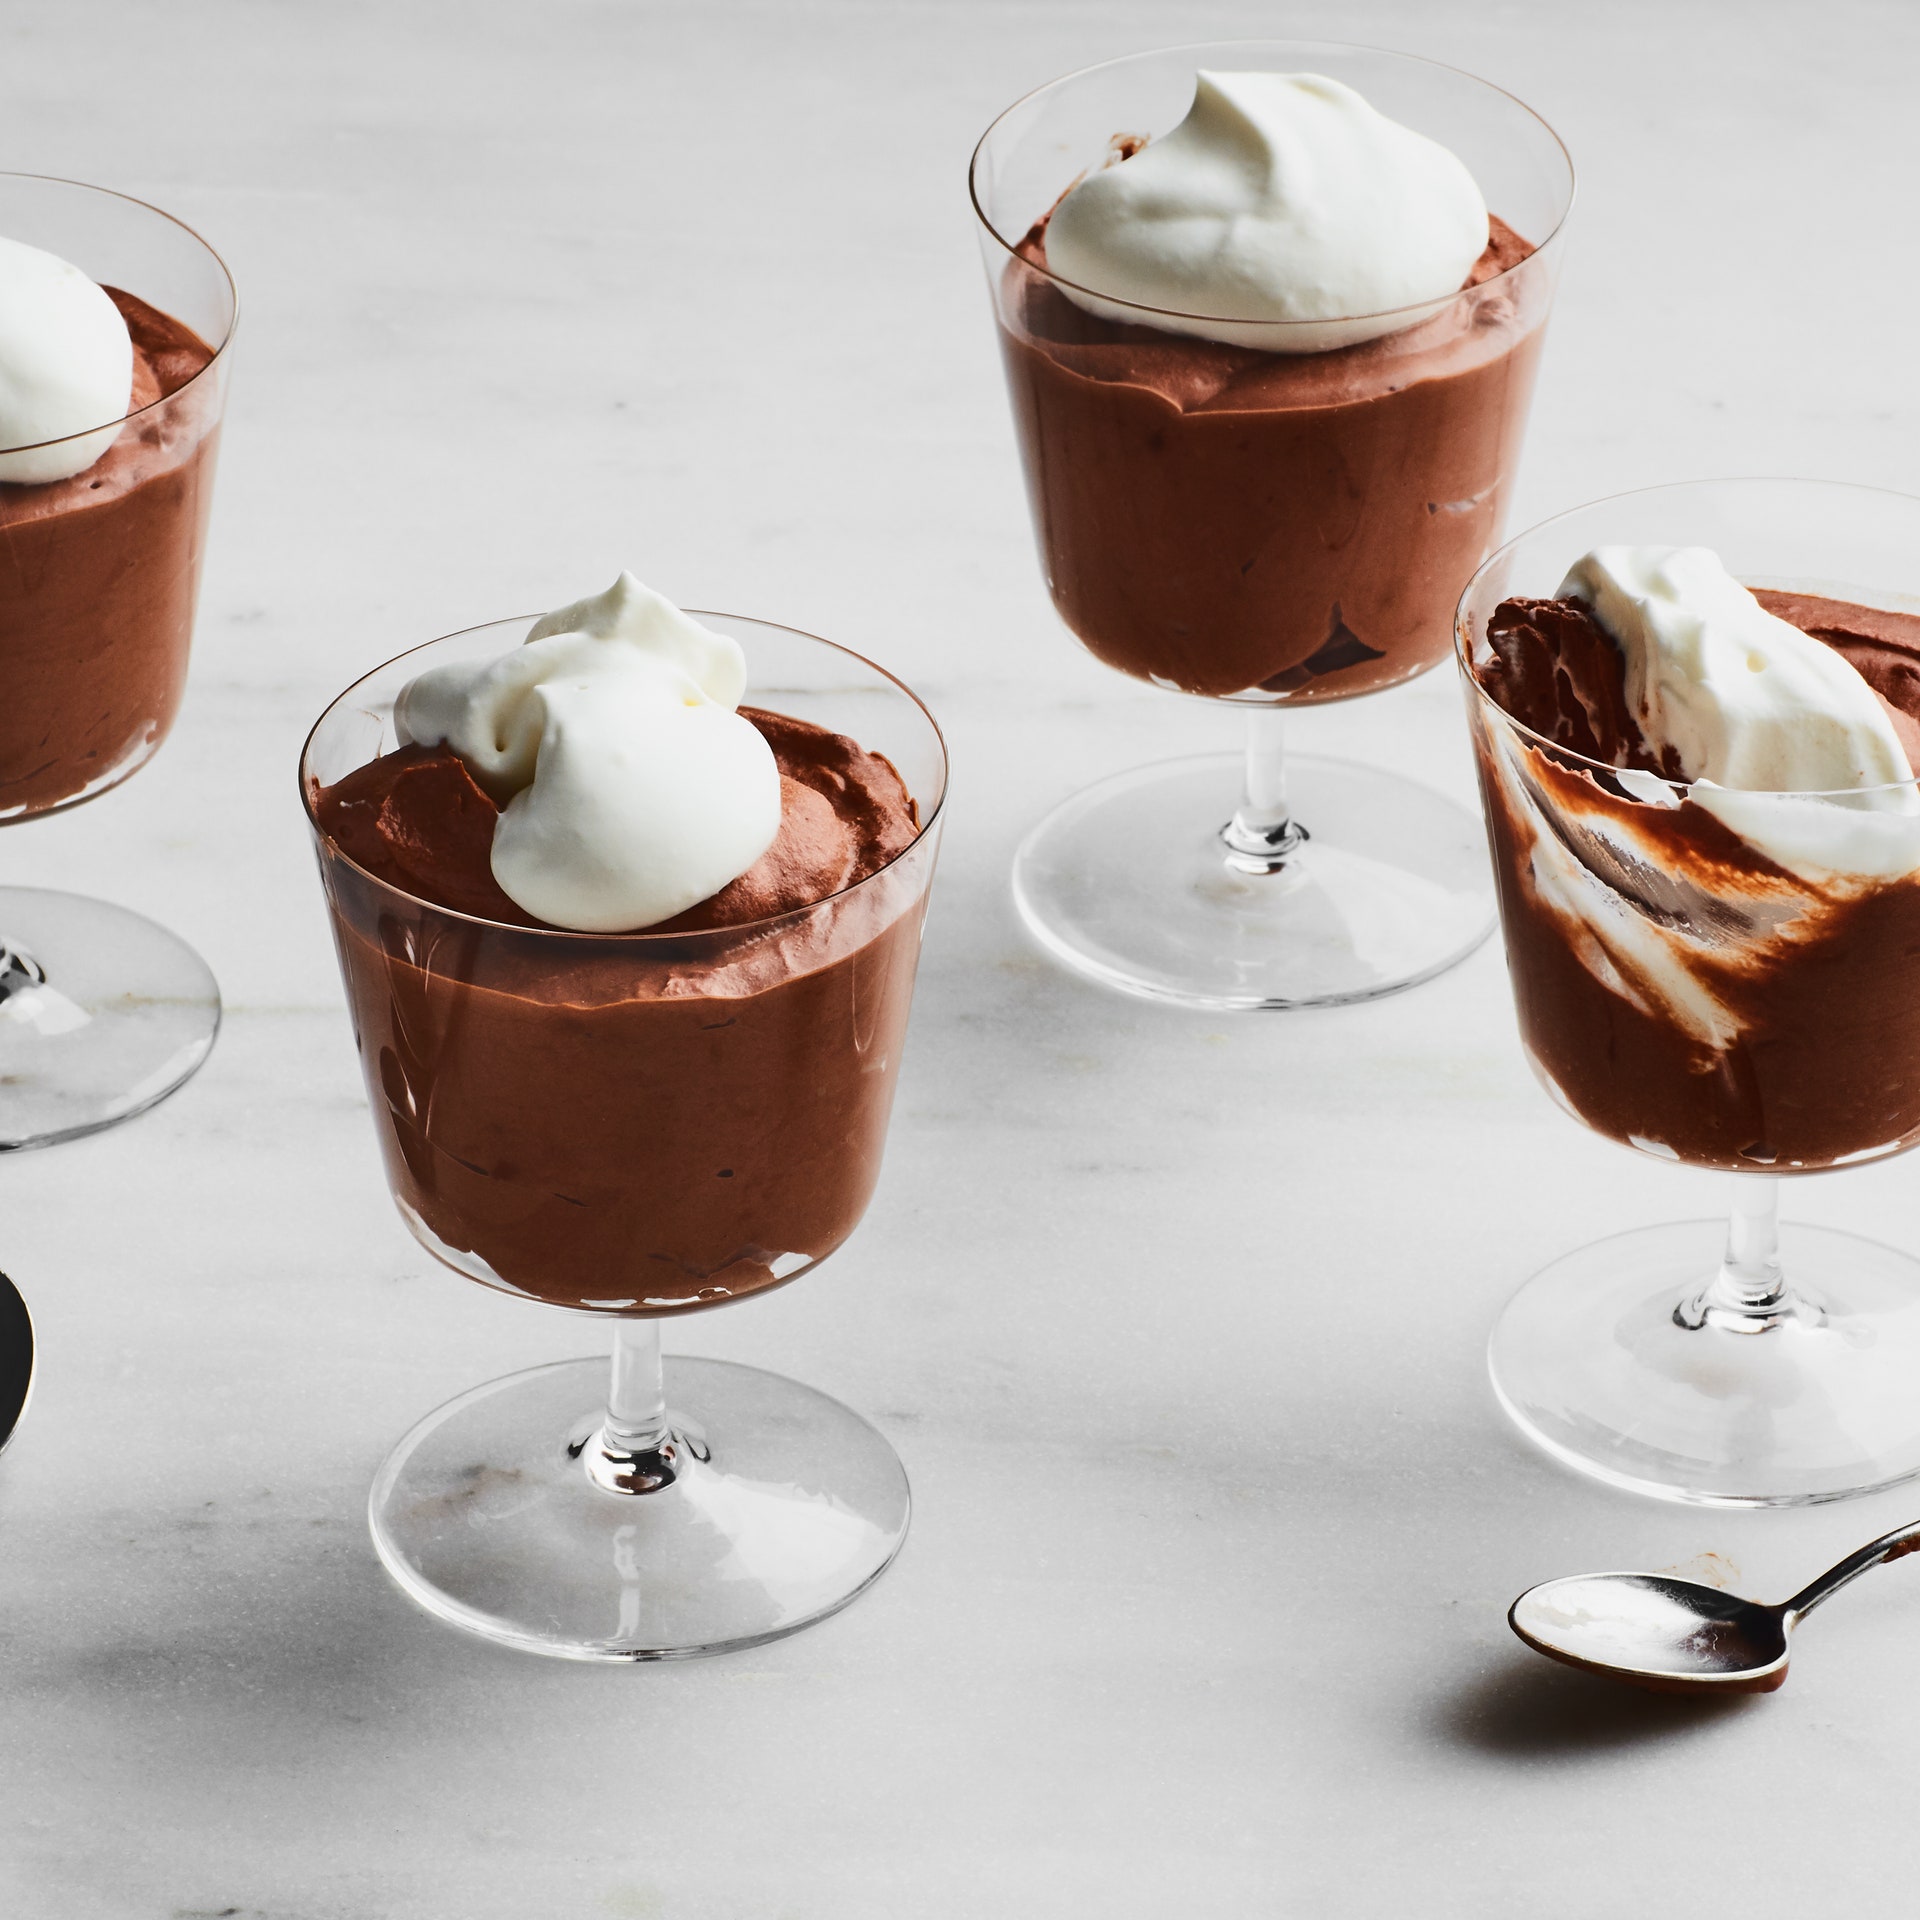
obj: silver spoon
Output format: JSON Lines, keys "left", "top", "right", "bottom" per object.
{"left": 0, "top": 1268, "right": 33, "bottom": 1458}
{"left": 1510, "top": 1520, "right": 1920, "bottom": 1694}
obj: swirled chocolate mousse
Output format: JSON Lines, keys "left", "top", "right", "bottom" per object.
{"left": 309, "top": 577, "right": 932, "bottom": 1313}
{"left": 1470, "top": 550, "right": 1920, "bottom": 1170}
{"left": 0, "top": 233, "right": 220, "bottom": 817}
{"left": 993, "top": 71, "right": 1552, "bottom": 700}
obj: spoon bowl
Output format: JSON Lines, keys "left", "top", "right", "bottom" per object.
{"left": 1510, "top": 1519, "right": 1920, "bottom": 1695}
{"left": 1511, "top": 1574, "right": 1791, "bottom": 1693}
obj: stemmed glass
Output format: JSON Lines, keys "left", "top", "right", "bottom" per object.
{"left": 1458, "top": 479, "right": 1920, "bottom": 1505}
{"left": 0, "top": 174, "right": 236, "bottom": 1148}
{"left": 302, "top": 613, "right": 946, "bottom": 1658}
{"left": 971, "top": 41, "right": 1572, "bottom": 1009}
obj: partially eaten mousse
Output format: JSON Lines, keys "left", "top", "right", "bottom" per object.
{"left": 308, "top": 576, "right": 937, "bottom": 1313}
{"left": 1469, "top": 546, "right": 1920, "bottom": 1169}
{"left": 0, "top": 231, "right": 222, "bottom": 817}
{"left": 991, "top": 70, "right": 1555, "bottom": 699}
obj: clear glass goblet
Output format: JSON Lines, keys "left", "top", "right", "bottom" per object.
{"left": 0, "top": 174, "right": 237, "bottom": 1148}
{"left": 1459, "top": 478, "right": 1920, "bottom": 1505}
{"left": 971, "top": 40, "right": 1571, "bottom": 1009}
{"left": 301, "top": 615, "right": 946, "bottom": 1658}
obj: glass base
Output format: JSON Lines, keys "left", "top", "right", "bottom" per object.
{"left": 1490, "top": 1220, "right": 1920, "bottom": 1507}
{"left": 0, "top": 887, "right": 220, "bottom": 1151}
{"left": 368, "top": 1355, "right": 911, "bottom": 1661}
{"left": 1010, "top": 753, "right": 1494, "bottom": 1010}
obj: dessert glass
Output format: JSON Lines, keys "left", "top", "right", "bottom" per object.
{"left": 302, "top": 614, "right": 946, "bottom": 1658}
{"left": 1459, "top": 479, "right": 1920, "bottom": 1505}
{"left": 0, "top": 174, "right": 236, "bottom": 1148}
{"left": 972, "top": 41, "right": 1571, "bottom": 1009}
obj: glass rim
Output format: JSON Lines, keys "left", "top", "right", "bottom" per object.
{"left": 967, "top": 37, "right": 1574, "bottom": 334}
{"left": 1454, "top": 474, "right": 1920, "bottom": 801}
{"left": 299, "top": 609, "right": 950, "bottom": 943}
{"left": 0, "top": 169, "right": 239, "bottom": 460}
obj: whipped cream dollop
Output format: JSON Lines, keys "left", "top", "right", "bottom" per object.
{"left": 1563, "top": 545, "right": 1920, "bottom": 881}
{"left": 396, "top": 573, "right": 781, "bottom": 931}
{"left": 1563, "top": 548, "right": 1915, "bottom": 793}
{"left": 1043, "top": 71, "right": 1489, "bottom": 353}
{"left": 0, "top": 234, "right": 134, "bottom": 484}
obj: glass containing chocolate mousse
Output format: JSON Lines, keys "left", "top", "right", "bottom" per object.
{"left": 1459, "top": 479, "right": 1920, "bottom": 1505}
{"left": 301, "top": 578, "right": 945, "bottom": 1659}
{"left": 0, "top": 175, "right": 235, "bottom": 1147}
{"left": 972, "top": 43, "right": 1571, "bottom": 1008}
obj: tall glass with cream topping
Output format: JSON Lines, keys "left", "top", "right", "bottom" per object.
{"left": 971, "top": 42, "right": 1571, "bottom": 1009}
{"left": 302, "top": 588, "right": 947, "bottom": 1660}
{"left": 1458, "top": 478, "right": 1920, "bottom": 1506}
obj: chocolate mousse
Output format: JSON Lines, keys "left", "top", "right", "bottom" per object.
{"left": 1469, "top": 590, "right": 1920, "bottom": 1170}
{"left": 309, "top": 707, "right": 933, "bottom": 1313}
{"left": 0, "top": 289, "right": 220, "bottom": 817}
{"left": 994, "top": 212, "right": 1549, "bottom": 700}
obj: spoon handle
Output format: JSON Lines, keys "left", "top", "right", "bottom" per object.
{"left": 1784, "top": 1519, "right": 1920, "bottom": 1619}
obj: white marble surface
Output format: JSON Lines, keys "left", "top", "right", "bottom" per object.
{"left": 4, "top": 1, "right": 1920, "bottom": 1912}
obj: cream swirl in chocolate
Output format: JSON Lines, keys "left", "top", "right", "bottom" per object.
{"left": 1470, "top": 583, "right": 1920, "bottom": 1169}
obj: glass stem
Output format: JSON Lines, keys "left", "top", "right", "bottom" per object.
{"left": 0, "top": 934, "right": 47, "bottom": 1005}
{"left": 0, "top": 932, "right": 87, "bottom": 1035}
{"left": 1675, "top": 1175, "right": 1811, "bottom": 1334}
{"left": 580, "top": 1319, "right": 685, "bottom": 1494}
{"left": 1220, "top": 706, "right": 1309, "bottom": 874}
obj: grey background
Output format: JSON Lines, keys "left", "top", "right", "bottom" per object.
{"left": 3, "top": 1, "right": 1917, "bottom": 1913}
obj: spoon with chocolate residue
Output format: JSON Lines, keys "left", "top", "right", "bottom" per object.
{"left": 1510, "top": 1520, "right": 1920, "bottom": 1694}
{"left": 0, "top": 1268, "right": 33, "bottom": 1459}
